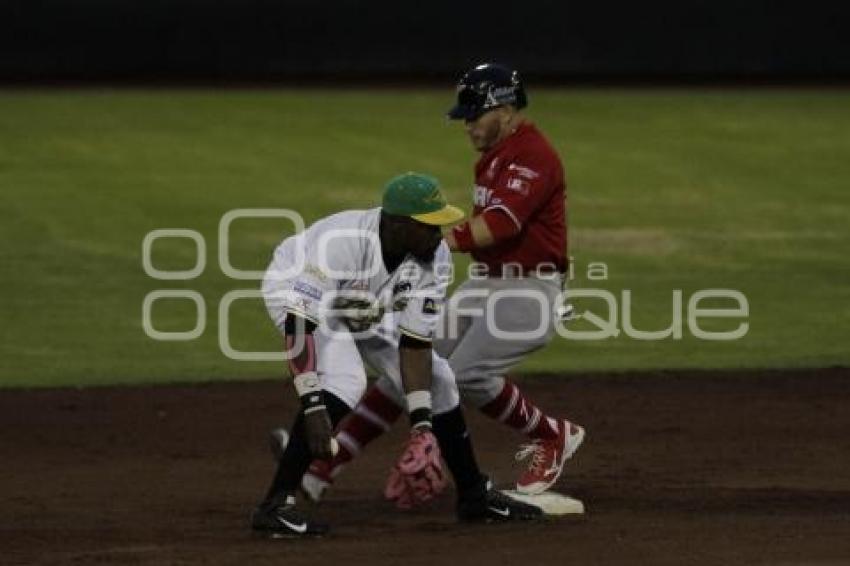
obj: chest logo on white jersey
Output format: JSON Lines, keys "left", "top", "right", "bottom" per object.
{"left": 392, "top": 281, "right": 412, "bottom": 294}
{"left": 392, "top": 280, "right": 412, "bottom": 311}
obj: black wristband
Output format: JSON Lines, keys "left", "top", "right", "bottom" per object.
{"left": 300, "top": 391, "right": 325, "bottom": 413}
{"left": 409, "top": 407, "right": 432, "bottom": 429}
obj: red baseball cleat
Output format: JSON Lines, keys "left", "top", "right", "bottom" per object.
{"left": 515, "top": 421, "right": 585, "bottom": 495}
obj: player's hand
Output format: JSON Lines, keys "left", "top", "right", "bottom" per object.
{"left": 303, "top": 407, "right": 334, "bottom": 460}
{"left": 443, "top": 229, "right": 459, "bottom": 252}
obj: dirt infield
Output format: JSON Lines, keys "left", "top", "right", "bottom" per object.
{"left": 2, "top": 368, "right": 849, "bottom": 565}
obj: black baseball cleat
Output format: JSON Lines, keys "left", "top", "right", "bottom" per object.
{"left": 457, "top": 487, "right": 544, "bottom": 522}
{"left": 251, "top": 494, "right": 329, "bottom": 538}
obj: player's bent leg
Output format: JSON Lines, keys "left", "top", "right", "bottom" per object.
{"left": 268, "top": 428, "right": 336, "bottom": 503}
{"left": 447, "top": 283, "right": 585, "bottom": 494}
{"left": 336, "top": 377, "right": 404, "bottom": 462}
{"left": 309, "top": 336, "right": 463, "bottom": 503}
{"left": 252, "top": 391, "right": 352, "bottom": 537}
{"left": 301, "top": 379, "right": 403, "bottom": 502}
{"left": 368, "top": 341, "right": 541, "bottom": 521}
{"left": 295, "top": 350, "right": 465, "bottom": 503}
{"left": 268, "top": 323, "right": 369, "bottom": 503}
{"left": 431, "top": 404, "right": 542, "bottom": 522}
{"left": 447, "top": 275, "right": 585, "bottom": 494}
{"left": 452, "top": 343, "right": 568, "bottom": 446}
{"left": 461, "top": 374, "right": 585, "bottom": 495}
{"left": 474, "top": 377, "right": 562, "bottom": 441}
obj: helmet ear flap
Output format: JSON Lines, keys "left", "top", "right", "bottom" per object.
{"left": 515, "top": 88, "right": 528, "bottom": 110}
{"left": 510, "top": 69, "right": 528, "bottom": 110}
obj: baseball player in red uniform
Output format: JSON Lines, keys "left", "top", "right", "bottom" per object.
{"left": 277, "top": 64, "right": 584, "bottom": 504}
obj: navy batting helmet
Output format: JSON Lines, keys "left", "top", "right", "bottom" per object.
{"left": 447, "top": 63, "right": 528, "bottom": 121}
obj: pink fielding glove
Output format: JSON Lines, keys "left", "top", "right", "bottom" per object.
{"left": 384, "top": 428, "right": 447, "bottom": 509}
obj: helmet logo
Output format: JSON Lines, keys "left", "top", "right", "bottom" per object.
{"left": 485, "top": 85, "right": 517, "bottom": 108}
{"left": 448, "top": 63, "right": 527, "bottom": 120}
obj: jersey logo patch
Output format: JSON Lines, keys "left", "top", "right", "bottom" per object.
{"left": 422, "top": 298, "right": 439, "bottom": 315}
{"left": 506, "top": 177, "right": 530, "bottom": 195}
{"left": 392, "top": 281, "right": 412, "bottom": 295}
{"left": 474, "top": 185, "right": 492, "bottom": 207}
{"left": 508, "top": 163, "right": 540, "bottom": 179}
{"left": 294, "top": 281, "right": 322, "bottom": 301}
{"left": 303, "top": 263, "right": 328, "bottom": 282}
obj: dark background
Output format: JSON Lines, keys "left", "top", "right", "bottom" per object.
{"left": 1, "top": 0, "right": 848, "bottom": 83}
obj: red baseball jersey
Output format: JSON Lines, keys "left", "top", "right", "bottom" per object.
{"left": 471, "top": 122, "right": 567, "bottom": 272}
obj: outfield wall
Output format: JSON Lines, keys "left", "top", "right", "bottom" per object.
{"left": 2, "top": 0, "right": 848, "bottom": 83}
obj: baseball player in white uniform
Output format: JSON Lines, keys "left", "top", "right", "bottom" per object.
{"left": 281, "top": 65, "right": 584, "bottom": 505}
{"left": 252, "top": 172, "right": 541, "bottom": 537}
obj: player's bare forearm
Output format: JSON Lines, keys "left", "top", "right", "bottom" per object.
{"left": 399, "top": 334, "right": 432, "bottom": 393}
{"left": 399, "top": 333, "right": 433, "bottom": 429}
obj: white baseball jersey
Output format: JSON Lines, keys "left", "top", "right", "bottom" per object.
{"left": 261, "top": 208, "right": 459, "bottom": 412}
{"left": 262, "top": 207, "right": 450, "bottom": 343}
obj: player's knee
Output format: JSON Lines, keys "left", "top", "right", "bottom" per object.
{"left": 322, "top": 374, "right": 367, "bottom": 410}
{"left": 458, "top": 375, "right": 505, "bottom": 408}
{"left": 323, "top": 390, "right": 354, "bottom": 427}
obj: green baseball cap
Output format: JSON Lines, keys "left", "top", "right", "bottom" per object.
{"left": 381, "top": 172, "right": 465, "bottom": 226}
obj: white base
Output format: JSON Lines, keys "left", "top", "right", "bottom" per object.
{"left": 501, "top": 489, "right": 585, "bottom": 515}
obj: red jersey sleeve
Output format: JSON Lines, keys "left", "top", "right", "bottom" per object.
{"left": 485, "top": 153, "right": 559, "bottom": 231}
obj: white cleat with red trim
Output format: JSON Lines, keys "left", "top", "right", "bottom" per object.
{"left": 515, "top": 421, "right": 585, "bottom": 495}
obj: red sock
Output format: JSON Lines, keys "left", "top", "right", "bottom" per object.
{"left": 480, "top": 381, "right": 561, "bottom": 441}
{"left": 332, "top": 385, "right": 403, "bottom": 467}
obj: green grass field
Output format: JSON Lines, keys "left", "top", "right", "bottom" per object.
{"left": 1, "top": 88, "right": 848, "bottom": 387}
